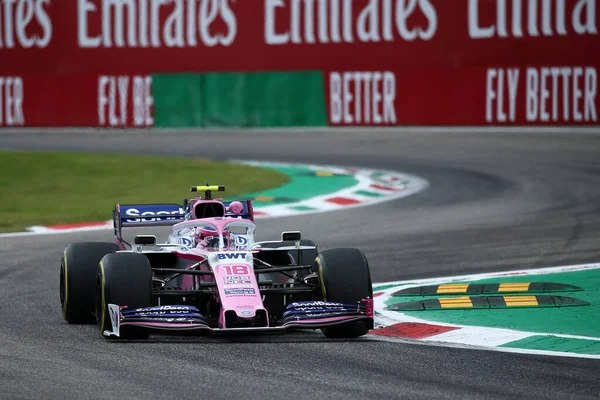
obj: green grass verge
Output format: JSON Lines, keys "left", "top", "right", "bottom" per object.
{"left": 0, "top": 151, "right": 289, "bottom": 233}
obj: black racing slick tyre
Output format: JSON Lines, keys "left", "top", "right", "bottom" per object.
{"left": 315, "top": 248, "right": 374, "bottom": 339}
{"left": 96, "top": 252, "right": 152, "bottom": 339}
{"left": 60, "top": 242, "right": 119, "bottom": 324}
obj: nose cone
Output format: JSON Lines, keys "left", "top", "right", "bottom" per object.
{"left": 224, "top": 309, "right": 269, "bottom": 328}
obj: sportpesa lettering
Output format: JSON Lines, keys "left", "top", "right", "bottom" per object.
{"left": 134, "top": 305, "right": 193, "bottom": 311}
{"left": 289, "top": 301, "right": 344, "bottom": 307}
{"left": 288, "top": 306, "right": 350, "bottom": 312}
{"left": 135, "top": 310, "right": 195, "bottom": 315}
{"left": 304, "top": 312, "right": 345, "bottom": 318}
{"left": 141, "top": 317, "right": 195, "bottom": 322}
{"left": 124, "top": 207, "right": 185, "bottom": 222}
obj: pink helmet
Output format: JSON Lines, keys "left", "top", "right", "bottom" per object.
{"left": 228, "top": 201, "right": 244, "bottom": 215}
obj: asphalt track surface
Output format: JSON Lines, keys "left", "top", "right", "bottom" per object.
{"left": 1, "top": 129, "right": 600, "bottom": 399}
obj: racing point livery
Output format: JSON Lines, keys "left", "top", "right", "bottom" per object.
{"left": 59, "top": 186, "right": 374, "bottom": 339}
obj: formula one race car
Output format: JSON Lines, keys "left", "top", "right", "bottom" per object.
{"left": 59, "top": 185, "right": 373, "bottom": 339}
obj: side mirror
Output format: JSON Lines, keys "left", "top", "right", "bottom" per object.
{"left": 134, "top": 235, "right": 157, "bottom": 245}
{"left": 282, "top": 231, "right": 301, "bottom": 242}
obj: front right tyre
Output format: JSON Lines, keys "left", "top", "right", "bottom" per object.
{"left": 314, "top": 248, "right": 374, "bottom": 339}
{"left": 96, "top": 252, "right": 152, "bottom": 339}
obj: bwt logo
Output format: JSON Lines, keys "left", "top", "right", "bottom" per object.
{"left": 218, "top": 253, "right": 247, "bottom": 260}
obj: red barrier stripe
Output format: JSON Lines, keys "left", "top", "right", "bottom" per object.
{"left": 370, "top": 184, "right": 403, "bottom": 192}
{"left": 370, "top": 322, "right": 459, "bottom": 339}
{"left": 326, "top": 197, "right": 362, "bottom": 205}
{"left": 47, "top": 221, "right": 109, "bottom": 230}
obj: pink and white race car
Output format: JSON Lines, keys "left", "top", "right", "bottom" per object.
{"left": 59, "top": 186, "right": 373, "bottom": 339}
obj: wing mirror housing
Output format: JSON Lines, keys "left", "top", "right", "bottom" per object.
{"left": 282, "top": 231, "right": 301, "bottom": 242}
{"left": 134, "top": 235, "right": 157, "bottom": 245}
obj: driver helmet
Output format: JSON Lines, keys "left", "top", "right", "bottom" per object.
{"left": 228, "top": 201, "right": 244, "bottom": 215}
{"left": 195, "top": 226, "right": 228, "bottom": 249}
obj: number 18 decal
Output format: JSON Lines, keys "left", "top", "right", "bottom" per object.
{"left": 221, "top": 265, "right": 250, "bottom": 275}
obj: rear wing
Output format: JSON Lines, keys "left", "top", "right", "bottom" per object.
{"left": 113, "top": 201, "right": 255, "bottom": 247}
{"left": 114, "top": 204, "right": 186, "bottom": 229}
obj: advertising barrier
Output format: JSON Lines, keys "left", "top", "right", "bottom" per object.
{"left": 0, "top": 0, "right": 598, "bottom": 127}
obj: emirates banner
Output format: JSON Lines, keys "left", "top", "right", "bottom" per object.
{"left": 0, "top": 0, "right": 598, "bottom": 127}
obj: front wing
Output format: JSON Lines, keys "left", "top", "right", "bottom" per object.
{"left": 103, "top": 300, "right": 374, "bottom": 337}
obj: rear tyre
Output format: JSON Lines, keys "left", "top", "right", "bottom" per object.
{"left": 60, "top": 242, "right": 119, "bottom": 323}
{"left": 96, "top": 252, "right": 152, "bottom": 339}
{"left": 315, "top": 248, "right": 373, "bottom": 339}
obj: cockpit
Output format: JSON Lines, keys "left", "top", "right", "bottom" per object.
{"left": 167, "top": 218, "right": 256, "bottom": 252}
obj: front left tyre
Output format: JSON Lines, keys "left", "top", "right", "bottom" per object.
{"left": 60, "top": 242, "right": 119, "bottom": 324}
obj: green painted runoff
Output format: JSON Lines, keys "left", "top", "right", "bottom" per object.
{"left": 385, "top": 268, "right": 600, "bottom": 337}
